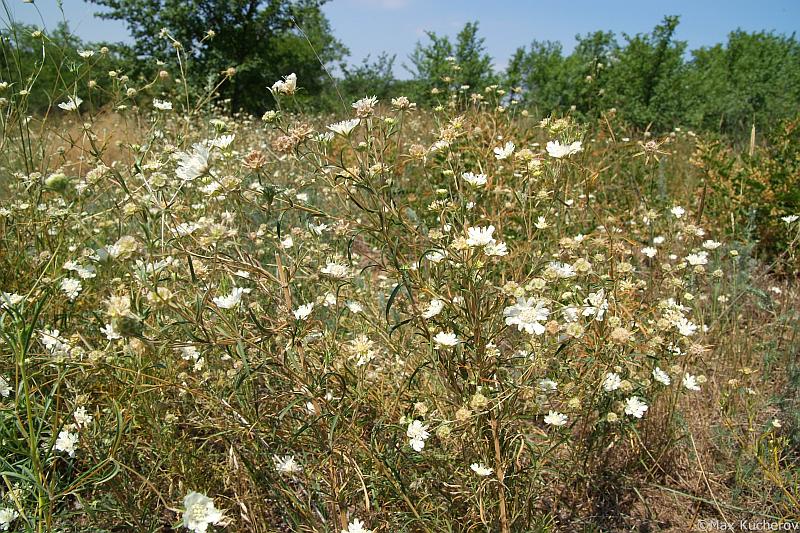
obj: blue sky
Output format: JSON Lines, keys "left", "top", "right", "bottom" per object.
{"left": 4, "top": 0, "right": 799, "bottom": 78}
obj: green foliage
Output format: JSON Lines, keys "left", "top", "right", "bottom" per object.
{"left": 85, "top": 0, "right": 346, "bottom": 113}
{"left": 688, "top": 30, "right": 800, "bottom": 135}
{"left": 603, "top": 16, "right": 688, "bottom": 130}
{"left": 405, "top": 21, "right": 496, "bottom": 105}
{"left": 338, "top": 53, "right": 397, "bottom": 103}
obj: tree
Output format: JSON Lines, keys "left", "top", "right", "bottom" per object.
{"left": 687, "top": 31, "right": 800, "bottom": 135}
{"left": 86, "top": 0, "right": 346, "bottom": 113}
{"left": 338, "top": 53, "right": 397, "bottom": 104}
{"left": 405, "top": 21, "right": 495, "bottom": 105}
{"left": 506, "top": 40, "right": 569, "bottom": 113}
{"left": 603, "top": 16, "right": 688, "bottom": 130}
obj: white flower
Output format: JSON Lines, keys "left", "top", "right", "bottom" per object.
{"left": 582, "top": 289, "right": 608, "bottom": 321}
{"left": 686, "top": 252, "right": 708, "bottom": 266}
{"left": 641, "top": 246, "right": 657, "bottom": 258}
{"left": 462, "top": 172, "right": 487, "bottom": 187}
{"left": 427, "top": 250, "right": 446, "bottom": 263}
{"left": 72, "top": 406, "right": 92, "bottom": 427}
{"left": 346, "top": 301, "right": 363, "bottom": 313}
{"left": 310, "top": 222, "right": 329, "bottom": 235}
{"left": 652, "top": 367, "right": 671, "bottom": 385}
{"left": 781, "top": 215, "right": 799, "bottom": 224}
{"left": 342, "top": 518, "right": 373, "bottom": 533}
{"left": 466, "top": 225, "right": 495, "bottom": 247}
{"left": 433, "top": 331, "right": 460, "bottom": 347}
{"left": 294, "top": 302, "right": 314, "bottom": 320}
{"left": 406, "top": 419, "right": 430, "bottom": 452}
{"left": 58, "top": 96, "right": 82, "bottom": 111}
{"left": 682, "top": 373, "right": 701, "bottom": 391}
{"left": 670, "top": 206, "right": 685, "bottom": 219}
{"left": 212, "top": 287, "right": 251, "bottom": 309}
{"left": 544, "top": 410, "right": 568, "bottom": 427}
{"left": 546, "top": 140, "right": 582, "bottom": 158}
{"left": 1, "top": 292, "right": 24, "bottom": 308}
{"left": 676, "top": 318, "right": 697, "bottom": 337}
{"left": 210, "top": 134, "right": 235, "bottom": 149}
{"left": 153, "top": 99, "right": 173, "bottom": 110}
{"left": 101, "top": 323, "right": 121, "bottom": 340}
{"left": 280, "top": 236, "right": 294, "bottom": 249}
{"left": 327, "top": 119, "right": 360, "bottom": 136}
{"left": 60, "top": 278, "right": 82, "bottom": 301}
{"left": 549, "top": 261, "right": 576, "bottom": 278}
{"left": 0, "top": 376, "right": 11, "bottom": 398}
{"left": 624, "top": 396, "right": 648, "bottom": 418}
{"left": 539, "top": 378, "right": 558, "bottom": 392}
{"left": 41, "top": 329, "right": 71, "bottom": 357}
{"left": 0, "top": 507, "right": 18, "bottom": 531}
{"left": 352, "top": 95, "right": 378, "bottom": 117}
{"left": 77, "top": 49, "right": 95, "bottom": 58}
{"left": 320, "top": 261, "right": 351, "bottom": 279}
{"left": 702, "top": 240, "right": 722, "bottom": 250}
{"left": 273, "top": 454, "right": 302, "bottom": 476}
{"left": 470, "top": 463, "right": 493, "bottom": 476}
{"left": 603, "top": 372, "right": 622, "bottom": 392}
{"left": 485, "top": 241, "right": 508, "bottom": 256}
{"left": 422, "top": 299, "right": 444, "bottom": 319}
{"left": 493, "top": 141, "right": 515, "bottom": 160}
{"left": 55, "top": 429, "right": 79, "bottom": 456}
{"left": 504, "top": 297, "right": 550, "bottom": 335}
{"left": 176, "top": 143, "right": 210, "bottom": 182}
{"left": 182, "top": 491, "right": 224, "bottom": 533}
{"left": 270, "top": 72, "right": 297, "bottom": 95}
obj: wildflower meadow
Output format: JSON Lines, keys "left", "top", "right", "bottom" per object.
{"left": 1, "top": 3, "right": 799, "bottom": 532}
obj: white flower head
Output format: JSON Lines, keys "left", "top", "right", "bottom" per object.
{"left": 182, "top": 491, "right": 224, "bottom": 533}
{"left": 271, "top": 72, "right": 297, "bottom": 95}
{"left": 470, "top": 462, "right": 493, "bottom": 476}
{"left": 544, "top": 410, "right": 568, "bottom": 427}
{"left": 58, "top": 96, "right": 83, "bottom": 111}
{"left": 546, "top": 140, "right": 582, "bottom": 158}
{"left": 406, "top": 419, "right": 430, "bottom": 452}
{"left": 682, "top": 373, "right": 701, "bottom": 391}
{"left": 212, "top": 287, "right": 251, "bottom": 309}
{"left": 652, "top": 367, "right": 671, "bottom": 385}
{"left": 293, "top": 302, "right": 314, "bottom": 320}
{"left": 504, "top": 297, "right": 550, "bottom": 335}
{"left": 328, "top": 119, "right": 360, "bottom": 136}
{"left": 493, "top": 141, "right": 515, "bottom": 160}
{"left": 273, "top": 454, "right": 302, "bottom": 476}
{"left": 422, "top": 299, "right": 444, "bottom": 319}
{"left": 55, "top": 429, "right": 79, "bottom": 456}
{"left": 342, "top": 518, "right": 373, "bottom": 533}
{"left": 433, "top": 331, "right": 460, "bottom": 347}
{"left": 0, "top": 376, "right": 11, "bottom": 398}
{"left": 603, "top": 372, "right": 622, "bottom": 392}
{"left": 462, "top": 172, "right": 487, "bottom": 187}
{"left": 320, "top": 261, "right": 351, "bottom": 279}
{"left": 466, "top": 225, "right": 495, "bottom": 248}
{"left": 0, "top": 507, "right": 18, "bottom": 530}
{"left": 352, "top": 95, "right": 378, "bottom": 117}
{"left": 153, "top": 98, "right": 173, "bottom": 110}
{"left": 60, "top": 278, "right": 82, "bottom": 301}
{"left": 624, "top": 396, "right": 648, "bottom": 418}
{"left": 176, "top": 143, "right": 210, "bottom": 182}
